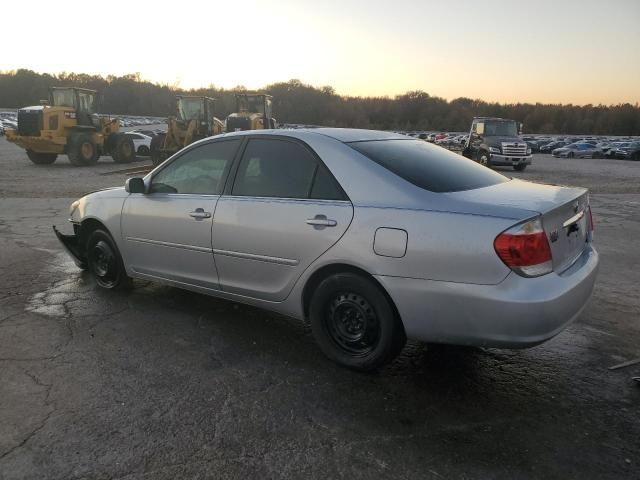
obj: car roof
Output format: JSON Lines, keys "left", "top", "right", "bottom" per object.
{"left": 221, "top": 127, "right": 409, "bottom": 143}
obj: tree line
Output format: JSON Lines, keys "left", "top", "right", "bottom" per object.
{"left": 1, "top": 69, "right": 639, "bottom": 135}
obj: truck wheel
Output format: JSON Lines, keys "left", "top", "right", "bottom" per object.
{"left": 68, "top": 132, "right": 99, "bottom": 166}
{"left": 150, "top": 133, "right": 167, "bottom": 166}
{"left": 26, "top": 150, "right": 57, "bottom": 165}
{"left": 513, "top": 164, "right": 527, "bottom": 171}
{"left": 476, "top": 150, "right": 492, "bottom": 167}
{"left": 111, "top": 134, "right": 136, "bottom": 163}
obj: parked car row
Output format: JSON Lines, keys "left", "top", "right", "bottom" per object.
{"left": 391, "top": 129, "right": 640, "bottom": 161}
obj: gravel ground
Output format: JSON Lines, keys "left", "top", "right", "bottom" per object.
{"left": 0, "top": 137, "right": 639, "bottom": 479}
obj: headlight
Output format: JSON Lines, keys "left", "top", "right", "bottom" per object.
{"left": 69, "top": 200, "right": 80, "bottom": 216}
{"left": 489, "top": 147, "right": 501, "bottom": 154}
{"left": 526, "top": 147, "right": 532, "bottom": 154}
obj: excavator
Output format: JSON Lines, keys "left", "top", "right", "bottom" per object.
{"left": 150, "top": 95, "right": 224, "bottom": 166}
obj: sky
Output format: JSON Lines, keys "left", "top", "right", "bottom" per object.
{"left": 2, "top": 0, "right": 639, "bottom": 105}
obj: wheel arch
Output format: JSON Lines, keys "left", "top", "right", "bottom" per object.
{"left": 301, "top": 263, "right": 405, "bottom": 334}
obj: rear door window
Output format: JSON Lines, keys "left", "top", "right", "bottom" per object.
{"left": 232, "top": 138, "right": 346, "bottom": 200}
{"left": 349, "top": 139, "right": 508, "bottom": 193}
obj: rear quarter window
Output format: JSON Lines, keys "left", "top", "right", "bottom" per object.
{"left": 349, "top": 139, "right": 508, "bottom": 193}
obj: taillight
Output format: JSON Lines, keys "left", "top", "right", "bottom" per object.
{"left": 494, "top": 217, "right": 553, "bottom": 277}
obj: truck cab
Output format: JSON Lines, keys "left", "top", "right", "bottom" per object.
{"left": 463, "top": 117, "right": 532, "bottom": 171}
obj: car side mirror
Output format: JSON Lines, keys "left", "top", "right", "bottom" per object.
{"left": 125, "top": 177, "right": 146, "bottom": 194}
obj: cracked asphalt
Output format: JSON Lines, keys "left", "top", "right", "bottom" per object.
{"left": 0, "top": 137, "right": 639, "bottom": 479}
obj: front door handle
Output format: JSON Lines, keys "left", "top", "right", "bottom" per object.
{"left": 306, "top": 214, "right": 337, "bottom": 228}
{"left": 189, "top": 208, "right": 211, "bottom": 220}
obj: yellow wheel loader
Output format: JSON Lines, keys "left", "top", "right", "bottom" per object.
{"left": 226, "top": 93, "right": 277, "bottom": 132}
{"left": 5, "top": 87, "right": 136, "bottom": 166}
{"left": 150, "top": 96, "right": 224, "bottom": 166}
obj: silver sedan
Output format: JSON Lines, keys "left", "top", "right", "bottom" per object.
{"left": 55, "top": 129, "right": 599, "bottom": 371}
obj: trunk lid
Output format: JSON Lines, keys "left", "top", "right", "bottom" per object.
{"left": 445, "top": 179, "right": 589, "bottom": 272}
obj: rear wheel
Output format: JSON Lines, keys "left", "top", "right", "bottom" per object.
{"left": 86, "top": 229, "right": 131, "bottom": 289}
{"left": 68, "top": 132, "right": 99, "bottom": 166}
{"left": 513, "top": 163, "right": 527, "bottom": 171}
{"left": 26, "top": 150, "right": 57, "bottom": 165}
{"left": 150, "top": 133, "right": 167, "bottom": 166}
{"left": 309, "top": 272, "right": 406, "bottom": 371}
{"left": 111, "top": 134, "right": 136, "bottom": 163}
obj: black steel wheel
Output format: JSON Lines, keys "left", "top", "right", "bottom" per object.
{"left": 326, "top": 293, "right": 380, "bottom": 356}
{"left": 86, "top": 229, "right": 130, "bottom": 289}
{"left": 310, "top": 272, "right": 405, "bottom": 371}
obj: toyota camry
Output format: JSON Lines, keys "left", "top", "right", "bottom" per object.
{"left": 55, "top": 129, "right": 599, "bottom": 371}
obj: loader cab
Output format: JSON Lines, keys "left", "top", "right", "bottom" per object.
{"left": 176, "top": 96, "right": 216, "bottom": 134}
{"left": 236, "top": 94, "right": 272, "bottom": 120}
{"left": 49, "top": 87, "right": 98, "bottom": 127}
{"left": 227, "top": 93, "right": 275, "bottom": 131}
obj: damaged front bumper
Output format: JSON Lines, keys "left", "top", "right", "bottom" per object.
{"left": 53, "top": 225, "right": 87, "bottom": 269}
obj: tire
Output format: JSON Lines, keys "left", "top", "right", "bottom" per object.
{"left": 309, "top": 272, "right": 406, "bottom": 371}
{"left": 513, "top": 163, "right": 527, "bottom": 171}
{"left": 86, "top": 229, "right": 131, "bottom": 289}
{"left": 567, "top": 152, "right": 575, "bottom": 158}
{"left": 138, "top": 145, "right": 150, "bottom": 156}
{"left": 632, "top": 152, "right": 640, "bottom": 162}
{"left": 67, "top": 132, "right": 99, "bottom": 166}
{"left": 150, "top": 133, "right": 167, "bottom": 166}
{"left": 591, "top": 151, "right": 600, "bottom": 159}
{"left": 111, "top": 134, "right": 136, "bottom": 163}
{"left": 476, "top": 150, "right": 492, "bottom": 167}
{"left": 26, "top": 150, "right": 57, "bottom": 165}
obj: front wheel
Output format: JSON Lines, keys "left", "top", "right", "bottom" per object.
{"left": 86, "top": 229, "right": 131, "bottom": 289}
{"left": 68, "top": 132, "right": 99, "bottom": 166}
{"left": 110, "top": 134, "right": 136, "bottom": 163}
{"left": 309, "top": 273, "right": 406, "bottom": 371}
{"left": 476, "top": 150, "right": 491, "bottom": 167}
{"left": 567, "top": 152, "right": 575, "bottom": 158}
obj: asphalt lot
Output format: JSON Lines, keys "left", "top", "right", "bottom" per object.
{"left": 0, "top": 136, "right": 639, "bottom": 479}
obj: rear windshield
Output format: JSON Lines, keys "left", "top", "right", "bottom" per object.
{"left": 349, "top": 139, "right": 509, "bottom": 193}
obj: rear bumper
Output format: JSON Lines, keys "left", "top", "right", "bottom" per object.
{"left": 375, "top": 244, "right": 599, "bottom": 348}
{"left": 490, "top": 153, "right": 532, "bottom": 166}
{"left": 53, "top": 225, "right": 86, "bottom": 269}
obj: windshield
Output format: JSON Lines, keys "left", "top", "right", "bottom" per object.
{"left": 238, "top": 96, "right": 265, "bottom": 114}
{"left": 51, "top": 89, "right": 76, "bottom": 108}
{"left": 177, "top": 98, "right": 204, "bottom": 121}
{"left": 77, "top": 91, "right": 95, "bottom": 113}
{"left": 484, "top": 120, "right": 518, "bottom": 137}
{"left": 350, "top": 139, "right": 508, "bottom": 193}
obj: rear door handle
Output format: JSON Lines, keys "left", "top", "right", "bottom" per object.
{"left": 306, "top": 215, "right": 337, "bottom": 228}
{"left": 189, "top": 208, "right": 211, "bottom": 220}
